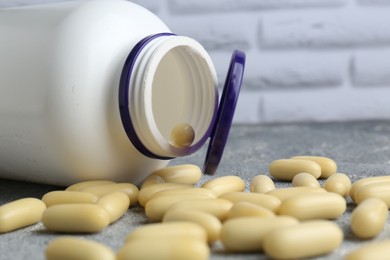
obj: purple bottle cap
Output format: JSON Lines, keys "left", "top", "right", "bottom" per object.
{"left": 203, "top": 50, "right": 246, "bottom": 175}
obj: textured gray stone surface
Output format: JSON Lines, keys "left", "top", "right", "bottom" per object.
{"left": 1, "top": 121, "right": 390, "bottom": 259}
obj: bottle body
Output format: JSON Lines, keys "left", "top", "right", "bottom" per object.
{"left": 0, "top": 0, "right": 218, "bottom": 185}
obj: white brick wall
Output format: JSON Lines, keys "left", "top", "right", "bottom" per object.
{"left": 2, "top": 0, "right": 390, "bottom": 123}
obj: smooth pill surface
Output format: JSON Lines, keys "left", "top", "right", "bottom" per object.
{"left": 290, "top": 156, "right": 337, "bottom": 178}
{"left": 292, "top": 172, "right": 321, "bottom": 188}
{"left": 45, "top": 237, "right": 116, "bottom": 260}
{"left": 263, "top": 220, "right": 343, "bottom": 259}
{"left": 354, "top": 181, "right": 390, "bottom": 206}
{"left": 226, "top": 201, "right": 275, "bottom": 219}
{"left": 145, "top": 194, "right": 213, "bottom": 221}
{"left": 344, "top": 240, "right": 390, "bottom": 260}
{"left": 201, "top": 176, "right": 245, "bottom": 196}
{"left": 118, "top": 238, "right": 209, "bottom": 260}
{"left": 97, "top": 191, "right": 130, "bottom": 223}
{"left": 323, "top": 173, "right": 351, "bottom": 197}
{"left": 149, "top": 188, "right": 216, "bottom": 200}
{"left": 350, "top": 198, "right": 388, "bottom": 239}
{"left": 125, "top": 222, "right": 207, "bottom": 243}
{"left": 250, "top": 175, "right": 275, "bottom": 193}
{"left": 0, "top": 198, "right": 46, "bottom": 233}
{"left": 65, "top": 180, "right": 115, "bottom": 191}
{"left": 42, "top": 204, "right": 110, "bottom": 233}
{"left": 167, "top": 198, "right": 233, "bottom": 221}
{"left": 219, "top": 192, "right": 281, "bottom": 213}
{"left": 140, "top": 175, "right": 165, "bottom": 189}
{"left": 266, "top": 187, "right": 326, "bottom": 202}
{"left": 278, "top": 192, "right": 346, "bottom": 220}
{"left": 163, "top": 210, "right": 222, "bottom": 243}
{"left": 221, "top": 216, "right": 299, "bottom": 252}
{"left": 151, "top": 164, "right": 201, "bottom": 184}
{"left": 42, "top": 191, "right": 98, "bottom": 207}
{"left": 138, "top": 183, "right": 192, "bottom": 207}
{"left": 81, "top": 183, "right": 139, "bottom": 206}
{"left": 170, "top": 123, "right": 195, "bottom": 148}
{"left": 269, "top": 159, "right": 321, "bottom": 181}
{"left": 349, "top": 175, "right": 390, "bottom": 201}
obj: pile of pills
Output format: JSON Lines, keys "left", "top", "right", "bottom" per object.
{"left": 1, "top": 157, "right": 390, "bottom": 259}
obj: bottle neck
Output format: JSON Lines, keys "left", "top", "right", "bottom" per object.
{"left": 119, "top": 33, "right": 218, "bottom": 159}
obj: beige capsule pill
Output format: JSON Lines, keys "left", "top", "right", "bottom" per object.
{"left": 140, "top": 175, "right": 165, "bottom": 189}
{"left": 42, "top": 191, "right": 98, "bottom": 207}
{"left": 290, "top": 155, "right": 337, "bottom": 178}
{"left": 170, "top": 123, "right": 195, "bottom": 148}
{"left": 125, "top": 222, "right": 207, "bottom": 243}
{"left": 97, "top": 191, "right": 130, "bottom": 223}
{"left": 118, "top": 238, "right": 209, "bottom": 260}
{"left": 42, "top": 204, "right": 110, "bottom": 233}
{"left": 150, "top": 188, "right": 216, "bottom": 200}
{"left": 0, "top": 198, "right": 46, "bottom": 233}
{"left": 65, "top": 180, "right": 115, "bottom": 191}
{"left": 138, "top": 183, "right": 192, "bottom": 207}
{"left": 219, "top": 192, "right": 281, "bottom": 213}
{"left": 269, "top": 159, "right": 321, "bottom": 181}
{"left": 250, "top": 174, "right": 275, "bottom": 193}
{"left": 167, "top": 198, "right": 233, "bottom": 221}
{"left": 263, "top": 220, "right": 343, "bottom": 259}
{"left": 221, "top": 216, "right": 299, "bottom": 252}
{"left": 344, "top": 240, "right": 390, "bottom": 260}
{"left": 278, "top": 192, "right": 346, "bottom": 220}
{"left": 354, "top": 181, "right": 390, "bottom": 206}
{"left": 350, "top": 198, "right": 388, "bottom": 239}
{"left": 163, "top": 210, "right": 222, "bottom": 243}
{"left": 267, "top": 187, "right": 326, "bottom": 202}
{"left": 324, "top": 173, "right": 351, "bottom": 197}
{"left": 45, "top": 237, "right": 115, "bottom": 260}
{"left": 201, "top": 176, "right": 245, "bottom": 196}
{"left": 292, "top": 172, "right": 321, "bottom": 188}
{"left": 226, "top": 202, "right": 275, "bottom": 220}
{"left": 81, "top": 183, "right": 139, "bottom": 206}
{"left": 349, "top": 175, "right": 390, "bottom": 201}
{"left": 145, "top": 194, "right": 213, "bottom": 221}
{"left": 151, "top": 164, "right": 202, "bottom": 185}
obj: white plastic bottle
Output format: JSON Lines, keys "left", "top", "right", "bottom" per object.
{"left": 0, "top": 0, "right": 245, "bottom": 185}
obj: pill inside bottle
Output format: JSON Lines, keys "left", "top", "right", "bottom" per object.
{"left": 170, "top": 123, "right": 195, "bottom": 148}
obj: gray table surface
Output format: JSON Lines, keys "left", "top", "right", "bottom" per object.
{"left": 2, "top": 120, "right": 390, "bottom": 260}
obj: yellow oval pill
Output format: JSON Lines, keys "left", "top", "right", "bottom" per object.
{"left": 266, "top": 187, "right": 326, "bottom": 202}
{"left": 278, "top": 192, "right": 346, "bottom": 220}
{"left": 201, "top": 176, "right": 245, "bottom": 196}
{"left": 65, "top": 180, "right": 115, "bottom": 191}
{"left": 344, "top": 240, "right": 390, "bottom": 260}
{"left": 45, "top": 237, "right": 116, "bottom": 260}
{"left": 167, "top": 198, "right": 233, "bottom": 221}
{"left": 97, "top": 191, "right": 130, "bottom": 223}
{"left": 323, "top": 173, "right": 351, "bottom": 197}
{"left": 219, "top": 192, "right": 281, "bottom": 213}
{"left": 125, "top": 222, "right": 207, "bottom": 243}
{"left": 42, "top": 191, "right": 98, "bottom": 207}
{"left": 221, "top": 216, "right": 299, "bottom": 252}
{"left": 170, "top": 123, "right": 195, "bottom": 148}
{"left": 290, "top": 155, "right": 337, "bottom": 178}
{"left": 138, "top": 183, "right": 192, "bottom": 207}
{"left": 42, "top": 204, "right": 110, "bottom": 233}
{"left": 269, "top": 159, "right": 321, "bottom": 181}
{"left": 150, "top": 188, "right": 216, "bottom": 200}
{"left": 292, "top": 172, "right": 321, "bottom": 188}
{"left": 354, "top": 181, "right": 390, "bottom": 206}
{"left": 351, "top": 198, "right": 388, "bottom": 239}
{"left": 250, "top": 174, "right": 275, "bottom": 193}
{"left": 226, "top": 202, "right": 275, "bottom": 220}
{"left": 118, "top": 238, "right": 209, "bottom": 260}
{"left": 263, "top": 220, "right": 343, "bottom": 259}
{"left": 0, "top": 198, "right": 46, "bottom": 233}
{"left": 140, "top": 175, "right": 165, "bottom": 189}
{"left": 151, "top": 164, "right": 202, "bottom": 185}
{"left": 163, "top": 210, "right": 222, "bottom": 243}
{"left": 81, "top": 183, "right": 139, "bottom": 206}
{"left": 349, "top": 175, "right": 390, "bottom": 201}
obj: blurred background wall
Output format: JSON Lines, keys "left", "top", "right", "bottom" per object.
{"left": 1, "top": 0, "right": 390, "bottom": 124}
